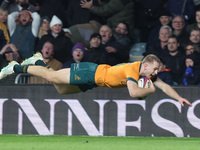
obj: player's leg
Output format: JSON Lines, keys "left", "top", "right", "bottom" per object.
{"left": 0, "top": 52, "right": 50, "bottom": 80}
{"left": 14, "top": 51, "right": 69, "bottom": 84}
{"left": 0, "top": 62, "right": 82, "bottom": 94}
{"left": 0, "top": 52, "right": 83, "bottom": 94}
{"left": 25, "top": 66, "right": 82, "bottom": 94}
{"left": 27, "top": 66, "right": 82, "bottom": 94}
{"left": 45, "top": 68, "right": 82, "bottom": 94}
{"left": 21, "top": 53, "right": 83, "bottom": 94}
{"left": 26, "top": 65, "right": 70, "bottom": 84}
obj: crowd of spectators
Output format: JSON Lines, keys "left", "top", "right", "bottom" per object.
{"left": 0, "top": 0, "right": 200, "bottom": 86}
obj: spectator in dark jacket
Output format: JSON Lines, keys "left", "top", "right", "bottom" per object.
{"left": 36, "top": 15, "right": 73, "bottom": 63}
{"left": 147, "top": 11, "right": 172, "bottom": 50}
{"left": 0, "top": 44, "right": 21, "bottom": 83}
{"left": 186, "top": 28, "right": 200, "bottom": 50}
{"left": 113, "top": 22, "right": 131, "bottom": 50}
{"left": 182, "top": 53, "right": 200, "bottom": 85}
{"left": 62, "top": 43, "right": 85, "bottom": 68}
{"left": 99, "top": 25, "right": 129, "bottom": 66}
{"left": 145, "top": 25, "right": 172, "bottom": 57}
{"left": 66, "top": 0, "right": 103, "bottom": 27}
{"left": 186, "top": 9, "right": 200, "bottom": 34}
{"left": 166, "top": 0, "right": 195, "bottom": 23}
{"left": 81, "top": 0, "right": 134, "bottom": 41}
{"left": 36, "top": 0, "right": 67, "bottom": 27}
{"left": 134, "top": 0, "right": 167, "bottom": 42}
{"left": 161, "top": 35, "right": 186, "bottom": 85}
{"left": 171, "top": 15, "right": 189, "bottom": 49}
{"left": 1, "top": 0, "right": 36, "bottom": 14}
{"left": 84, "top": 33, "right": 106, "bottom": 64}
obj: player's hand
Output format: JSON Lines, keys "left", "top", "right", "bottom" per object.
{"left": 178, "top": 98, "right": 192, "bottom": 107}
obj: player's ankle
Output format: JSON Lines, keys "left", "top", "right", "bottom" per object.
{"left": 14, "top": 65, "right": 29, "bottom": 73}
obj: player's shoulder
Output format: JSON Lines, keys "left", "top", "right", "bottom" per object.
{"left": 122, "top": 61, "right": 142, "bottom": 67}
{"left": 127, "top": 61, "right": 142, "bottom": 70}
{"left": 129, "top": 61, "right": 142, "bottom": 65}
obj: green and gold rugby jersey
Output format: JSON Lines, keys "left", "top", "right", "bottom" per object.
{"left": 95, "top": 61, "right": 142, "bottom": 88}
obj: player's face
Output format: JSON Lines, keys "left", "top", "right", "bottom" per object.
{"left": 144, "top": 61, "right": 160, "bottom": 79}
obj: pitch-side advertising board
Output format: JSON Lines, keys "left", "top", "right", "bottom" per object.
{"left": 0, "top": 85, "right": 199, "bottom": 137}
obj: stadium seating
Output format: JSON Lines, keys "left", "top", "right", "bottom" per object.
{"left": 15, "top": 73, "right": 51, "bottom": 84}
{"left": 129, "top": 42, "right": 146, "bottom": 62}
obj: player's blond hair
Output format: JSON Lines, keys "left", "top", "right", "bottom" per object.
{"left": 142, "top": 54, "right": 161, "bottom": 65}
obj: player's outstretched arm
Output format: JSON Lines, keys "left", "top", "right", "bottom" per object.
{"left": 154, "top": 78, "right": 192, "bottom": 107}
{"left": 127, "top": 80, "right": 155, "bottom": 98}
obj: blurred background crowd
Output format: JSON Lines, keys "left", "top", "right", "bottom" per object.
{"left": 0, "top": 0, "right": 200, "bottom": 86}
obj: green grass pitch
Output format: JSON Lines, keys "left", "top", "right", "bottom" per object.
{"left": 0, "top": 135, "right": 199, "bottom": 150}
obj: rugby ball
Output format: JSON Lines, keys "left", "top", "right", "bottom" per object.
{"left": 137, "top": 77, "right": 150, "bottom": 100}
{"left": 138, "top": 77, "right": 150, "bottom": 88}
